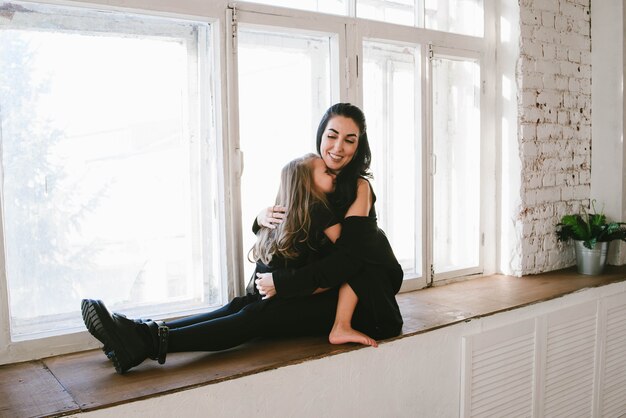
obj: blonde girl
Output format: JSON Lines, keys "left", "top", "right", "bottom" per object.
{"left": 252, "top": 153, "right": 338, "bottom": 271}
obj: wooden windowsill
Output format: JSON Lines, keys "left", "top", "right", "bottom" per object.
{"left": 2, "top": 266, "right": 626, "bottom": 417}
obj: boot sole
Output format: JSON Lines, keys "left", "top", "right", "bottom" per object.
{"left": 81, "top": 299, "right": 136, "bottom": 374}
{"left": 81, "top": 299, "right": 113, "bottom": 358}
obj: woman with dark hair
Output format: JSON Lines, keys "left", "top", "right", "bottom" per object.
{"left": 82, "top": 103, "right": 403, "bottom": 374}
{"left": 256, "top": 102, "right": 403, "bottom": 345}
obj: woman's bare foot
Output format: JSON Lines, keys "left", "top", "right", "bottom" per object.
{"left": 329, "top": 323, "right": 378, "bottom": 347}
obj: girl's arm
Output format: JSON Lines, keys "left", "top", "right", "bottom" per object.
{"left": 255, "top": 206, "right": 340, "bottom": 299}
{"left": 323, "top": 223, "right": 341, "bottom": 244}
{"left": 310, "top": 222, "right": 342, "bottom": 294}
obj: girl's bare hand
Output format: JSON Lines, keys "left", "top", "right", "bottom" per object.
{"left": 256, "top": 206, "right": 287, "bottom": 229}
{"left": 255, "top": 273, "right": 276, "bottom": 299}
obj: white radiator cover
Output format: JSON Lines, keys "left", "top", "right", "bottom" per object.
{"left": 462, "top": 293, "right": 626, "bottom": 418}
{"left": 601, "top": 297, "right": 626, "bottom": 417}
{"left": 465, "top": 322, "right": 535, "bottom": 417}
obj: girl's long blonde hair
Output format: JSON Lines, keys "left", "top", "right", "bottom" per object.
{"left": 252, "top": 153, "right": 330, "bottom": 265}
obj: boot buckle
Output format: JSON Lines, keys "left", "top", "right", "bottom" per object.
{"left": 156, "top": 321, "right": 169, "bottom": 365}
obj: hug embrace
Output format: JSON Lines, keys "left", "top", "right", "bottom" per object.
{"left": 82, "top": 103, "right": 404, "bottom": 374}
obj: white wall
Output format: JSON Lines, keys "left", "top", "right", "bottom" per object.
{"left": 516, "top": 0, "right": 592, "bottom": 275}
{"left": 591, "top": 0, "right": 626, "bottom": 265}
{"left": 72, "top": 280, "right": 626, "bottom": 418}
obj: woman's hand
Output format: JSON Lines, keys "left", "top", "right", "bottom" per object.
{"left": 255, "top": 272, "right": 276, "bottom": 299}
{"left": 256, "top": 206, "right": 287, "bottom": 229}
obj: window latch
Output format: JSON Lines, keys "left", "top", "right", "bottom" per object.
{"left": 230, "top": 3, "right": 238, "bottom": 51}
{"left": 431, "top": 153, "right": 437, "bottom": 176}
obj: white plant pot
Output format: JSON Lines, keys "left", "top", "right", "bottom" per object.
{"left": 574, "top": 240, "right": 609, "bottom": 275}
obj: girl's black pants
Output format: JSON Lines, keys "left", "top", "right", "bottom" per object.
{"left": 166, "top": 289, "right": 339, "bottom": 353}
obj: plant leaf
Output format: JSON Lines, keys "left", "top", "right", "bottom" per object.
{"left": 589, "top": 213, "right": 606, "bottom": 227}
{"left": 559, "top": 215, "right": 590, "bottom": 240}
{"left": 584, "top": 238, "right": 597, "bottom": 249}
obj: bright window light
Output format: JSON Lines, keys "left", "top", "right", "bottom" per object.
{"left": 0, "top": 3, "right": 216, "bottom": 340}
{"left": 432, "top": 57, "right": 481, "bottom": 273}
{"left": 425, "top": 0, "right": 484, "bottom": 36}
{"left": 237, "top": 27, "right": 333, "bottom": 280}
{"left": 363, "top": 40, "right": 422, "bottom": 277}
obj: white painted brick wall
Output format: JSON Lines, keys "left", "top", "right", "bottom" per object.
{"left": 517, "top": 0, "right": 591, "bottom": 274}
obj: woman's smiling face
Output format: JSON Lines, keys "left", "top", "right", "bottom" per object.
{"left": 319, "top": 115, "right": 360, "bottom": 174}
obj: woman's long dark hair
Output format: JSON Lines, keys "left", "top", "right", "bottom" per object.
{"left": 316, "top": 103, "right": 372, "bottom": 216}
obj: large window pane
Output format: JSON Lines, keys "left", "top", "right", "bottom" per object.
{"left": 357, "top": 0, "right": 416, "bottom": 26}
{"left": 357, "top": 0, "right": 483, "bottom": 36}
{"left": 238, "top": 27, "right": 333, "bottom": 280}
{"left": 432, "top": 56, "right": 480, "bottom": 275}
{"left": 425, "top": 0, "right": 484, "bottom": 36}
{"left": 0, "top": 3, "right": 216, "bottom": 340}
{"left": 363, "top": 40, "right": 422, "bottom": 277}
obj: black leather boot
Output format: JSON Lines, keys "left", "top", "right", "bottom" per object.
{"left": 81, "top": 299, "right": 169, "bottom": 374}
{"left": 80, "top": 299, "right": 151, "bottom": 359}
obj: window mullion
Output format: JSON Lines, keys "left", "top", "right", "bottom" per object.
{"left": 344, "top": 21, "right": 359, "bottom": 104}
{"left": 348, "top": 0, "right": 357, "bottom": 16}
{"left": 425, "top": 43, "right": 434, "bottom": 285}
{"left": 0, "top": 244, "right": 10, "bottom": 362}
{"left": 415, "top": 0, "right": 424, "bottom": 27}
{"left": 187, "top": 26, "right": 203, "bottom": 301}
{"left": 383, "top": 59, "right": 392, "bottom": 233}
{"left": 224, "top": 6, "right": 246, "bottom": 299}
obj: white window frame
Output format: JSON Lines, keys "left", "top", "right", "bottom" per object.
{"left": 358, "top": 32, "right": 427, "bottom": 291}
{"left": 353, "top": 19, "right": 493, "bottom": 288}
{"left": 428, "top": 46, "right": 484, "bottom": 283}
{"left": 0, "top": 0, "right": 496, "bottom": 364}
{"left": 225, "top": 3, "right": 347, "bottom": 296}
{"left": 0, "top": 0, "right": 230, "bottom": 364}
{"left": 360, "top": 39, "right": 423, "bottom": 278}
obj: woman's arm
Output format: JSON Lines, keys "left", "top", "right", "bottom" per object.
{"left": 310, "top": 221, "right": 343, "bottom": 294}
{"left": 345, "top": 178, "right": 372, "bottom": 217}
{"left": 257, "top": 242, "right": 363, "bottom": 297}
{"left": 262, "top": 222, "right": 375, "bottom": 298}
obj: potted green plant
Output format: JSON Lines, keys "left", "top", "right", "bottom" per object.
{"left": 556, "top": 202, "right": 626, "bottom": 275}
